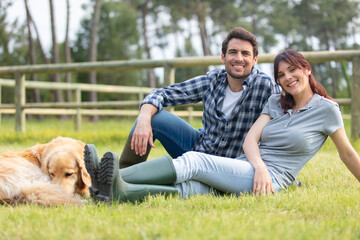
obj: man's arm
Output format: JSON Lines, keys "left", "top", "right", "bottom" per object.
{"left": 130, "top": 70, "right": 218, "bottom": 155}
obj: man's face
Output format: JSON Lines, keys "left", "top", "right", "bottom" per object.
{"left": 221, "top": 38, "right": 258, "bottom": 82}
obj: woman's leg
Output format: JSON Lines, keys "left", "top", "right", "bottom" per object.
{"left": 175, "top": 180, "right": 223, "bottom": 198}
{"left": 173, "top": 151, "right": 280, "bottom": 195}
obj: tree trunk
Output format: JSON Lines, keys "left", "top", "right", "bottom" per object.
{"left": 303, "top": 0, "right": 313, "bottom": 50}
{"left": 195, "top": 0, "right": 211, "bottom": 56}
{"left": 64, "top": 0, "right": 72, "bottom": 102}
{"left": 88, "top": 0, "right": 102, "bottom": 122}
{"left": 24, "top": 0, "right": 42, "bottom": 120}
{"left": 195, "top": 0, "right": 210, "bottom": 73}
{"left": 31, "top": 15, "right": 50, "bottom": 64}
{"left": 49, "top": 0, "right": 63, "bottom": 104}
{"left": 320, "top": 14, "right": 337, "bottom": 98}
{"left": 141, "top": 0, "right": 156, "bottom": 88}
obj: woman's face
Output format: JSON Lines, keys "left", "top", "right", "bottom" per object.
{"left": 277, "top": 61, "right": 312, "bottom": 98}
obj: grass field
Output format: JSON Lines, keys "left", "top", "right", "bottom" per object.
{"left": 0, "top": 116, "right": 360, "bottom": 240}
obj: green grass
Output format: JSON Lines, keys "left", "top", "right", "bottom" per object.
{"left": 0, "top": 116, "right": 360, "bottom": 240}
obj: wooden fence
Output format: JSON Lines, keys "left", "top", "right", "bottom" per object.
{"left": 0, "top": 50, "right": 359, "bottom": 139}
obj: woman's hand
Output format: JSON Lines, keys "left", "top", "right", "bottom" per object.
{"left": 242, "top": 114, "right": 274, "bottom": 196}
{"left": 253, "top": 164, "right": 274, "bottom": 197}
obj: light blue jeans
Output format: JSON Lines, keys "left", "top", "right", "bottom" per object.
{"left": 130, "top": 110, "right": 281, "bottom": 197}
{"left": 130, "top": 110, "right": 201, "bottom": 158}
{"left": 173, "top": 151, "right": 281, "bottom": 197}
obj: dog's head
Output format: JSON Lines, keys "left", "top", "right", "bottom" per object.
{"left": 29, "top": 137, "right": 91, "bottom": 197}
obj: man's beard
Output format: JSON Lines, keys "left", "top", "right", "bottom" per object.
{"left": 227, "top": 69, "right": 248, "bottom": 81}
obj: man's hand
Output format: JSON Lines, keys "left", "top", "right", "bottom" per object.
{"left": 131, "top": 104, "right": 158, "bottom": 156}
{"left": 131, "top": 117, "right": 155, "bottom": 156}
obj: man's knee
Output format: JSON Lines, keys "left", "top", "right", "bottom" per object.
{"left": 150, "top": 110, "right": 181, "bottom": 131}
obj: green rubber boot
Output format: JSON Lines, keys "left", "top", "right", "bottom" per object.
{"left": 120, "top": 155, "right": 176, "bottom": 184}
{"left": 95, "top": 152, "right": 178, "bottom": 203}
{"left": 119, "top": 134, "right": 151, "bottom": 169}
{"left": 83, "top": 144, "right": 101, "bottom": 198}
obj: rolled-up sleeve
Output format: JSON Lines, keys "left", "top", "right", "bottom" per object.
{"left": 140, "top": 72, "right": 215, "bottom": 111}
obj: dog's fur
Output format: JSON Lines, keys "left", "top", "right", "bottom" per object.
{"left": 0, "top": 137, "right": 91, "bottom": 206}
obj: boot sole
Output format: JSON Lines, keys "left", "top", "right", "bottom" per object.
{"left": 96, "top": 152, "right": 119, "bottom": 202}
{"left": 84, "top": 144, "right": 99, "bottom": 197}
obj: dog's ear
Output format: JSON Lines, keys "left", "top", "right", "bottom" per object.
{"left": 77, "top": 167, "right": 91, "bottom": 197}
{"left": 78, "top": 159, "right": 91, "bottom": 186}
{"left": 74, "top": 140, "right": 91, "bottom": 196}
{"left": 80, "top": 164, "right": 91, "bottom": 187}
{"left": 75, "top": 150, "right": 91, "bottom": 197}
{"left": 74, "top": 140, "right": 89, "bottom": 185}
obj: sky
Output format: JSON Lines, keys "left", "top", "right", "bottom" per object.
{"left": 7, "top": 0, "right": 90, "bottom": 52}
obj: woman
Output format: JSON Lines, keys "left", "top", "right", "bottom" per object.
{"left": 84, "top": 50, "right": 360, "bottom": 203}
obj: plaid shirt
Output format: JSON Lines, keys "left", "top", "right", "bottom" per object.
{"left": 141, "top": 68, "right": 281, "bottom": 158}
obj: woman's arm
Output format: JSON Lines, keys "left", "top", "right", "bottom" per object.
{"left": 330, "top": 127, "right": 360, "bottom": 182}
{"left": 243, "top": 114, "right": 273, "bottom": 196}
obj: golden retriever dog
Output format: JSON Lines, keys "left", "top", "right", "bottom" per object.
{"left": 0, "top": 136, "right": 91, "bottom": 206}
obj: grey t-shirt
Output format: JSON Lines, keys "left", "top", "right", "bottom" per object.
{"left": 238, "top": 93, "right": 343, "bottom": 188}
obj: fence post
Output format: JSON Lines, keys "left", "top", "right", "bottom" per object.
{"left": 164, "top": 64, "right": 175, "bottom": 86}
{"left": 351, "top": 57, "right": 360, "bottom": 140}
{"left": 139, "top": 92, "right": 144, "bottom": 103}
{"left": 75, "top": 88, "right": 81, "bottom": 131}
{"left": 164, "top": 64, "right": 175, "bottom": 113}
{"left": 15, "top": 72, "right": 25, "bottom": 133}
{"left": 187, "top": 106, "right": 193, "bottom": 124}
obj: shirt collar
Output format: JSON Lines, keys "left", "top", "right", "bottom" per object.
{"left": 286, "top": 93, "right": 322, "bottom": 114}
{"left": 243, "top": 67, "right": 258, "bottom": 87}
{"left": 300, "top": 93, "right": 322, "bottom": 111}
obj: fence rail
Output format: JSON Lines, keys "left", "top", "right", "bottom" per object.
{"left": 0, "top": 50, "right": 359, "bottom": 139}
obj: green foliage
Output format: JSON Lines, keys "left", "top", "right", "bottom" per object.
{"left": 1, "top": 0, "right": 360, "bottom": 102}
{"left": 0, "top": 1, "right": 28, "bottom": 67}
{"left": 0, "top": 117, "right": 360, "bottom": 239}
{"left": 71, "top": 0, "right": 144, "bottom": 91}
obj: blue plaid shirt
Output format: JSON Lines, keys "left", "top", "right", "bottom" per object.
{"left": 141, "top": 67, "right": 281, "bottom": 158}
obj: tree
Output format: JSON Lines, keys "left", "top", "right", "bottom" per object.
{"left": 24, "top": 0, "right": 42, "bottom": 119}
{"left": 88, "top": 0, "right": 102, "bottom": 121}
{"left": 49, "top": 0, "right": 63, "bottom": 103}
{"left": 0, "top": 1, "right": 28, "bottom": 105}
{"left": 64, "top": 0, "right": 72, "bottom": 102}
{"left": 195, "top": 0, "right": 211, "bottom": 56}
{"left": 293, "top": 0, "right": 360, "bottom": 97}
{"left": 0, "top": 1, "right": 27, "bottom": 66}
{"left": 72, "top": 0, "right": 141, "bottom": 102}
{"left": 267, "top": 0, "right": 302, "bottom": 50}
{"left": 88, "top": 0, "right": 102, "bottom": 101}
{"left": 140, "top": 0, "right": 156, "bottom": 88}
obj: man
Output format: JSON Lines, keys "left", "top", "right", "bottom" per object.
{"left": 119, "top": 27, "right": 281, "bottom": 168}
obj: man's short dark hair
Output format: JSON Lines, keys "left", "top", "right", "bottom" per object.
{"left": 221, "top": 27, "right": 258, "bottom": 58}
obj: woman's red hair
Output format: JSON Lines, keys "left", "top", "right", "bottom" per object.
{"left": 273, "top": 49, "right": 333, "bottom": 113}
